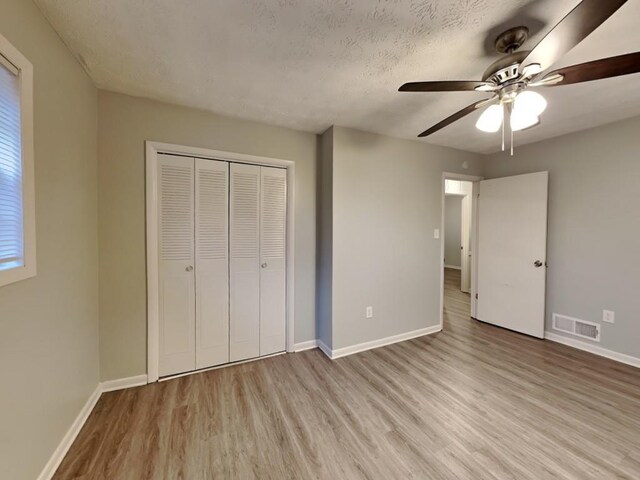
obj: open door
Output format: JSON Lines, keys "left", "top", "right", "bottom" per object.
{"left": 476, "top": 171, "right": 548, "bottom": 338}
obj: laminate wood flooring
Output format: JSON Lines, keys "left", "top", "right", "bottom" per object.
{"left": 53, "top": 268, "right": 640, "bottom": 479}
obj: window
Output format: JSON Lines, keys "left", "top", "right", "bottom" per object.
{"left": 0, "top": 33, "right": 35, "bottom": 287}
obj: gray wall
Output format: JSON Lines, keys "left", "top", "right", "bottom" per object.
{"left": 316, "top": 128, "right": 333, "bottom": 348}
{"left": 329, "top": 127, "right": 483, "bottom": 350}
{"left": 484, "top": 116, "right": 640, "bottom": 359}
{"left": 444, "top": 195, "right": 462, "bottom": 268}
{"left": 0, "top": 0, "right": 99, "bottom": 478}
{"left": 98, "top": 91, "right": 317, "bottom": 381}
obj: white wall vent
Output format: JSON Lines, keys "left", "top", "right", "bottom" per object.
{"left": 552, "top": 313, "right": 601, "bottom": 342}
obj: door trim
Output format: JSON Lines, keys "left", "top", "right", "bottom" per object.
{"left": 146, "top": 141, "right": 295, "bottom": 383}
{"left": 440, "top": 172, "right": 483, "bottom": 330}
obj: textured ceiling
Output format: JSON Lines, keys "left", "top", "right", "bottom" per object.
{"left": 34, "top": 0, "right": 640, "bottom": 154}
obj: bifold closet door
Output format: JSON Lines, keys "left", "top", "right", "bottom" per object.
{"left": 195, "top": 159, "right": 229, "bottom": 369}
{"left": 158, "top": 154, "right": 196, "bottom": 377}
{"left": 159, "top": 158, "right": 285, "bottom": 372}
{"left": 229, "top": 163, "right": 261, "bottom": 362}
{"left": 259, "top": 167, "right": 287, "bottom": 356}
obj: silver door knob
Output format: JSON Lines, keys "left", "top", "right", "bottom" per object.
{"left": 186, "top": 265, "right": 194, "bottom": 272}
{"left": 261, "top": 263, "right": 267, "bottom": 268}
{"left": 534, "top": 260, "right": 543, "bottom": 268}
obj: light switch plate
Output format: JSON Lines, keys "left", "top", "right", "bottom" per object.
{"left": 434, "top": 228, "right": 440, "bottom": 239}
{"left": 366, "top": 306, "right": 373, "bottom": 319}
{"left": 602, "top": 310, "right": 615, "bottom": 324}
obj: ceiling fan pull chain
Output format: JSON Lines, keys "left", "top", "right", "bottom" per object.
{"left": 510, "top": 124, "right": 514, "bottom": 156}
{"left": 501, "top": 104, "right": 505, "bottom": 152}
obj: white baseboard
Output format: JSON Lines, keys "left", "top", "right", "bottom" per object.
{"left": 317, "top": 339, "right": 332, "bottom": 358}
{"left": 319, "top": 325, "right": 442, "bottom": 360}
{"left": 294, "top": 339, "right": 318, "bottom": 352}
{"left": 444, "top": 264, "right": 461, "bottom": 270}
{"left": 101, "top": 374, "right": 148, "bottom": 393}
{"left": 36, "top": 384, "right": 102, "bottom": 480}
{"left": 158, "top": 352, "right": 285, "bottom": 382}
{"left": 545, "top": 331, "right": 640, "bottom": 369}
{"left": 38, "top": 374, "right": 149, "bottom": 480}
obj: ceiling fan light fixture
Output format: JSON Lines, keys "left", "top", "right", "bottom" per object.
{"left": 514, "top": 90, "right": 547, "bottom": 117}
{"left": 510, "top": 109, "right": 539, "bottom": 131}
{"left": 476, "top": 104, "right": 503, "bottom": 132}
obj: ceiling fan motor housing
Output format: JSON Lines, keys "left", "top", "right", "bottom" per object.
{"left": 482, "top": 26, "right": 532, "bottom": 86}
{"left": 482, "top": 50, "right": 529, "bottom": 85}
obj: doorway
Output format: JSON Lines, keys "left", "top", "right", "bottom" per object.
{"left": 439, "top": 173, "right": 482, "bottom": 330}
{"left": 440, "top": 171, "right": 549, "bottom": 338}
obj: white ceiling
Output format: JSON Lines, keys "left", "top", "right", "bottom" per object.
{"left": 34, "top": 0, "right": 640, "bottom": 154}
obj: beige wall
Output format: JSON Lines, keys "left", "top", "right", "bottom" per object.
{"left": 484, "top": 116, "right": 640, "bottom": 359}
{"left": 328, "top": 127, "right": 483, "bottom": 349}
{"left": 98, "top": 91, "right": 317, "bottom": 381}
{"left": 0, "top": 1, "right": 99, "bottom": 479}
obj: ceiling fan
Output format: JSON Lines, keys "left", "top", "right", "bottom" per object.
{"left": 399, "top": 0, "right": 640, "bottom": 154}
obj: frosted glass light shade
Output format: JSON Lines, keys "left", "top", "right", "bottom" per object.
{"left": 510, "top": 110, "right": 539, "bottom": 131}
{"left": 475, "top": 104, "right": 503, "bottom": 132}
{"left": 514, "top": 90, "right": 547, "bottom": 116}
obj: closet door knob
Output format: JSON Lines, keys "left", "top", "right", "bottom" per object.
{"left": 261, "top": 263, "right": 267, "bottom": 268}
{"left": 186, "top": 265, "right": 194, "bottom": 272}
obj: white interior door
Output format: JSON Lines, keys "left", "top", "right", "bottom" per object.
{"left": 158, "top": 154, "right": 196, "bottom": 376}
{"left": 195, "top": 159, "right": 229, "bottom": 369}
{"left": 259, "top": 167, "right": 287, "bottom": 356}
{"left": 476, "top": 171, "right": 548, "bottom": 338}
{"left": 229, "top": 163, "right": 261, "bottom": 362}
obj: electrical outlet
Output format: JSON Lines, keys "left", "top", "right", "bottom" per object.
{"left": 602, "top": 310, "right": 615, "bottom": 324}
{"left": 434, "top": 229, "right": 440, "bottom": 239}
{"left": 366, "top": 306, "right": 373, "bottom": 319}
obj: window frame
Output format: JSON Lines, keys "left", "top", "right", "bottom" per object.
{"left": 0, "top": 33, "right": 35, "bottom": 287}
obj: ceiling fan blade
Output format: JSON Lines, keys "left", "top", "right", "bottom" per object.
{"left": 399, "top": 81, "right": 496, "bottom": 92}
{"left": 418, "top": 97, "right": 497, "bottom": 138}
{"left": 534, "top": 51, "right": 640, "bottom": 86}
{"left": 521, "top": 0, "right": 628, "bottom": 71}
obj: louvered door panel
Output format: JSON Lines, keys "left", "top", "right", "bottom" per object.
{"left": 229, "top": 163, "right": 260, "bottom": 362}
{"left": 259, "top": 167, "right": 287, "bottom": 355}
{"left": 158, "top": 154, "right": 195, "bottom": 376}
{"left": 195, "top": 159, "right": 229, "bottom": 369}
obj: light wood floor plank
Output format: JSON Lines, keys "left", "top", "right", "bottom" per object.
{"left": 53, "top": 268, "right": 640, "bottom": 479}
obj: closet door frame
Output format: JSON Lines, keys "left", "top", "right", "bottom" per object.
{"left": 146, "top": 141, "right": 295, "bottom": 383}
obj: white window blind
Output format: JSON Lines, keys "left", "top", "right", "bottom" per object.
{"left": 0, "top": 57, "right": 23, "bottom": 271}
